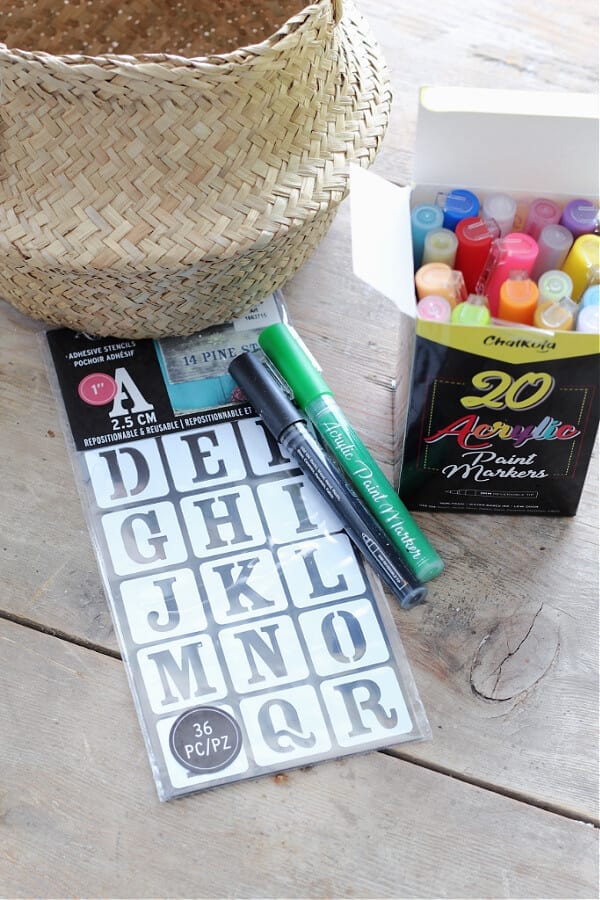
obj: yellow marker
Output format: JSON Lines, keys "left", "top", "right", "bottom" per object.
{"left": 422, "top": 228, "right": 459, "bottom": 267}
{"left": 561, "top": 234, "right": 600, "bottom": 300}
{"left": 533, "top": 297, "right": 578, "bottom": 331}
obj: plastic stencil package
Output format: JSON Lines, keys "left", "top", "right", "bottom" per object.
{"left": 45, "top": 293, "right": 430, "bottom": 801}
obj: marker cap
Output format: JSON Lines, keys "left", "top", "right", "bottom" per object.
{"left": 498, "top": 272, "right": 539, "bottom": 325}
{"left": 581, "top": 284, "right": 600, "bottom": 308}
{"left": 530, "top": 224, "right": 574, "bottom": 281}
{"left": 537, "top": 270, "right": 574, "bottom": 305}
{"left": 436, "top": 189, "right": 480, "bottom": 230}
{"left": 416, "top": 295, "right": 453, "bottom": 322}
{"left": 482, "top": 193, "right": 517, "bottom": 236}
{"left": 533, "top": 297, "right": 578, "bottom": 331}
{"left": 576, "top": 305, "right": 600, "bottom": 333}
{"left": 560, "top": 198, "right": 599, "bottom": 238}
{"left": 410, "top": 204, "right": 445, "bottom": 268}
{"left": 415, "top": 263, "right": 466, "bottom": 307}
{"left": 562, "top": 233, "right": 600, "bottom": 300}
{"left": 451, "top": 294, "right": 491, "bottom": 326}
{"left": 229, "top": 351, "right": 304, "bottom": 442}
{"left": 422, "top": 228, "right": 458, "bottom": 267}
{"left": 477, "top": 232, "right": 539, "bottom": 316}
{"left": 524, "top": 197, "right": 562, "bottom": 241}
{"left": 455, "top": 216, "right": 500, "bottom": 293}
{"left": 258, "top": 323, "right": 331, "bottom": 408}
{"left": 414, "top": 262, "right": 451, "bottom": 300}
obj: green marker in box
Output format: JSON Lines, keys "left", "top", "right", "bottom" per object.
{"left": 258, "top": 323, "right": 444, "bottom": 582}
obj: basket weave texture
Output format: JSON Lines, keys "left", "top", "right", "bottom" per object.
{"left": 0, "top": 0, "right": 391, "bottom": 337}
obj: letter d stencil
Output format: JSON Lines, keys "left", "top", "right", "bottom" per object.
{"left": 85, "top": 438, "right": 170, "bottom": 508}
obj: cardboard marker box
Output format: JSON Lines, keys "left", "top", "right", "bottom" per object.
{"left": 350, "top": 87, "right": 599, "bottom": 516}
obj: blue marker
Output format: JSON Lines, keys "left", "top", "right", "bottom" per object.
{"left": 410, "top": 204, "right": 444, "bottom": 269}
{"left": 581, "top": 284, "right": 600, "bottom": 308}
{"left": 437, "top": 189, "right": 480, "bottom": 230}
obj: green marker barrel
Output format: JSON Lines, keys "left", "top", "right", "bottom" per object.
{"left": 258, "top": 323, "right": 444, "bottom": 582}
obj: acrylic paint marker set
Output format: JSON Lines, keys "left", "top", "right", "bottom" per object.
{"left": 412, "top": 190, "right": 598, "bottom": 331}
{"left": 350, "top": 87, "right": 599, "bottom": 516}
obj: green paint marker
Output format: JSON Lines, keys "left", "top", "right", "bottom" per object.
{"left": 258, "top": 323, "right": 444, "bottom": 582}
{"left": 451, "top": 293, "right": 492, "bottom": 326}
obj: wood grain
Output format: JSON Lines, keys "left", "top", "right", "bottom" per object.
{"left": 1, "top": 618, "right": 597, "bottom": 900}
{"left": 0, "top": 0, "right": 598, "bottom": 895}
{"left": 360, "top": 0, "right": 599, "bottom": 186}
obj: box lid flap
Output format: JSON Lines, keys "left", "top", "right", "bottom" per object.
{"left": 350, "top": 166, "right": 416, "bottom": 316}
{"left": 414, "top": 87, "right": 599, "bottom": 197}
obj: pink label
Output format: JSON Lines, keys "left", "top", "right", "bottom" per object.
{"left": 78, "top": 372, "right": 118, "bottom": 406}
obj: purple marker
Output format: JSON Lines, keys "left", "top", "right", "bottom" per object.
{"left": 560, "top": 199, "right": 599, "bottom": 238}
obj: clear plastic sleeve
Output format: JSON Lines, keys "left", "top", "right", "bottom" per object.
{"left": 43, "top": 292, "right": 430, "bottom": 801}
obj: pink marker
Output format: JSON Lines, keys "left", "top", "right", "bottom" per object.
{"left": 524, "top": 198, "right": 562, "bottom": 241}
{"left": 476, "top": 233, "right": 539, "bottom": 317}
{"left": 416, "top": 295, "right": 453, "bottom": 322}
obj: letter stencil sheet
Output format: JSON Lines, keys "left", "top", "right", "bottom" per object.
{"left": 46, "top": 296, "right": 429, "bottom": 800}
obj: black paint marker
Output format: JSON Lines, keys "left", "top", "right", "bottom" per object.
{"left": 229, "top": 352, "right": 427, "bottom": 610}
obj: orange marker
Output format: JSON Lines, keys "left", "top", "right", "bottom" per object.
{"left": 498, "top": 272, "right": 539, "bottom": 325}
{"left": 415, "top": 263, "right": 466, "bottom": 308}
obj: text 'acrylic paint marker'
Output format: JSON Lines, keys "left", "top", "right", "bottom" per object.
{"left": 228, "top": 351, "right": 427, "bottom": 609}
{"left": 258, "top": 323, "right": 444, "bottom": 582}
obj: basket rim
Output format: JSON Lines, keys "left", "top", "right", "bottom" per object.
{"left": 0, "top": 0, "right": 391, "bottom": 269}
{"left": 0, "top": 0, "right": 335, "bottom": 74}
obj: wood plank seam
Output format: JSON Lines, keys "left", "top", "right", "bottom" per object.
{"left": 0, "top": 609, "right": 122, "bottom": 661}
{"left": 2, "top": 611, "right": 598, "bottom": 829}
{"left": 382, "top": 748, "right": 600, "bottom": 828}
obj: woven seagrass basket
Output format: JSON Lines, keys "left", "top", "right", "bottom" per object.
{"left": 0, "top": 0, "right": 391, "bottom": 337}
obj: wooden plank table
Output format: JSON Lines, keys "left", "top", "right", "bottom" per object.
{"left": 1, "top": 1, "right": 598, "bottom": 896}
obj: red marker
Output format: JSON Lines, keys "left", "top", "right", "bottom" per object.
{"left": 455, "top": 217, "right": 500, "bottom": 293}
{"left": 476, "top": 233, "right": 539, "bottom": 317}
